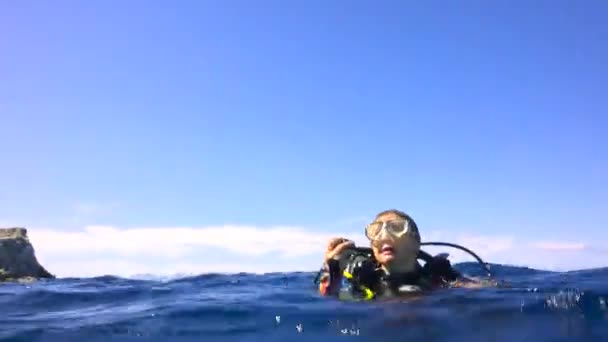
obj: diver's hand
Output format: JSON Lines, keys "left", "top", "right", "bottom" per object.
{"left": 323, "top": 238, "right": 355, "bottom": 265}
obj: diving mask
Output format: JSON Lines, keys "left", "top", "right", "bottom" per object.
{"left": 365, "top": 219, "right": 411, "bottom": 241}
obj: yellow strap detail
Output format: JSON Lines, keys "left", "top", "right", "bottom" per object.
{"left": 342, "top": 270, "right": 374, "bottom": 300}
{"left": 362, "top": 287, "right": 374, "bottom": 300}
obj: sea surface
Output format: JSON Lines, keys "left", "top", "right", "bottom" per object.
{"left": 1, "top": 263, "right": 607, "bottom": 342}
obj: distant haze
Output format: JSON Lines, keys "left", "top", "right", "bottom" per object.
{"left": 27, "top": 225, "right": 608, "bottom": 277}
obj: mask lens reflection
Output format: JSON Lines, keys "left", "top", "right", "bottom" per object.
{"left": 365, "top": 219, "right": 408, "bottom": 240}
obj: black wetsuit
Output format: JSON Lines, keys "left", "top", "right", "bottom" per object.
{"left": 318, "top": 254, "right": 462, "bottom": 301}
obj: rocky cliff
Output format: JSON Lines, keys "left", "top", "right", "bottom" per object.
{"left": 0, "top": 227, "right": 54, "bottom": 282}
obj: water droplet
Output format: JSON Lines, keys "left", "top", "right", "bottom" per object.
{"left": 599, "top": 297, "right": 606, "bottom": 310}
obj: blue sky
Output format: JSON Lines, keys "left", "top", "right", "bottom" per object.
{"left": 1, "top": 1, "right": 607, "bottom": 276}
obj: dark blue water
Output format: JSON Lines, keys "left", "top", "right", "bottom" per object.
{"left": 1, "top": 263, "right": 607, "bottom": 341}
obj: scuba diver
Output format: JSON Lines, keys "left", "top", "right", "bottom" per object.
{"left": 315, "top": 209, "right": 498, "bottom": 301}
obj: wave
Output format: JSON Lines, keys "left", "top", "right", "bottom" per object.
{"left": 1, "top": 263, "right": 606, "bottom": 341}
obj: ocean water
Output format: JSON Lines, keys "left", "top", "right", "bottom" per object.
{"left": 1, "top": 263, "right": 607, "bottom": 342}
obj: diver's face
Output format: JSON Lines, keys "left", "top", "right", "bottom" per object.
{"left": 369, "top": 213, "right": 420, "bottom": 268}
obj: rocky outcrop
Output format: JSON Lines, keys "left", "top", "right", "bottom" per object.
{"left": 0, "top": 227, "right": 54, "bottom": 282}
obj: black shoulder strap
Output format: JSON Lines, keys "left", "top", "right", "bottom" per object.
{"left": 418, "top": 249, "right": 435, "bottom": 264}
{"left": 421, "top": 253, "right": 461, "bottom": 282}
